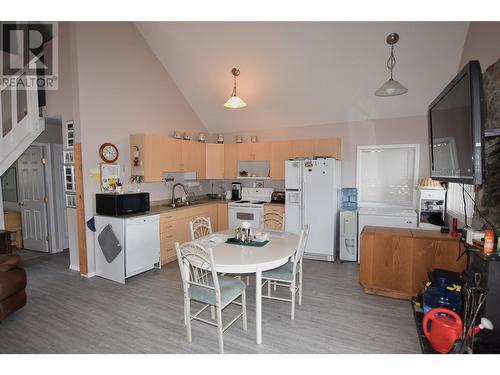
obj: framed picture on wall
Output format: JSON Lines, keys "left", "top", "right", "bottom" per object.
{"left": 65, "top": 120, "right": 75, "bottom": 149}
{"left": 63, "top": 150, "right": 74, "bottom": 164}
{"left": 65, "top": 194, "right": 76, "bottom": 208}
{"left": 64, "top": 165, "right": 76, "bottom": 192}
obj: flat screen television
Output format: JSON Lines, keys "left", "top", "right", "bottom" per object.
{"left": 428, "top": 60, "right": 485, "bottom": 185}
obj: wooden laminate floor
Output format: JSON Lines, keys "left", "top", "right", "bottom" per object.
{"left": 0, "top": 251, "right": 421, "bottom": 354}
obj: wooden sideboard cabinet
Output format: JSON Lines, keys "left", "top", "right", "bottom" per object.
{"left": 359, "top": 226, "right": 467, "bottom": 300}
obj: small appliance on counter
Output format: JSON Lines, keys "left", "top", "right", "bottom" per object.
{"left": 96, "top": 192, "right": 150, "bottom": 216}
{"left": 271, "top": 191, "right": 285, "bottom": 203}
{"left": 231, "top": 182, "right": 242, "bottom": 201}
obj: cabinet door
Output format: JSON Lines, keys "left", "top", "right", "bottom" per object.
{"left": 224, "top": 144, "right": 238, "bottom": 179}
{"left": 194, "top": 142, "right": 206, "bottom": 179}
{"left": 237, "top": 143, "right": 253, "bottom": 161}
{"left": 314, "top": 138, "right": 341, "bottom": 159}
{"left": 160, "top": 212, "right": 178, "bottom": 264}
{"left": 270, "top": 141, "right": 292, "bottom": 179}
{"left": 164, "top": 137, "right": 182, "bottom": 172}
{"left": 217, "top": 203, "right": 228, "bottom": 231}
{"left": 291, "top": 139, "right": 315, "bottom": 158}
{"left": 144, "top": 135, "right": 165, "bottom": 182}
{"left": 252, "top": 142, "right": 272, "bottom": 161}
{"left": 181, "top": 140, "right": 202, "bottom": 174}
{"left": 206, "top": 144, "right": 225, "bottom": 179}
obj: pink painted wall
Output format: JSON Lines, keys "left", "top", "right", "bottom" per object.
{"left": 48, "top": 22, "right": 207, "bottom": 274}
{"left": 460, "top": 22, "right": 500, "bottom": 71}
{"left": 223, "top": 115, "right": 430, "bottom": 187}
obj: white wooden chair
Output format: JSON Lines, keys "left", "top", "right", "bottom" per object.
{"left": 263, "top": 211, "right": 285, "bottom": 231}
{"left": 261, "top": 224, "right": 309, "bottom": 320}
{"left": 175, "top": 241, "right": 247, "bottom": 354}
{"left": 189, "top": 217, "right": 212, "bottom": 241}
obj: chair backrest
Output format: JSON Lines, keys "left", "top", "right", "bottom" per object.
{"left": 263, "top": 211, "right": 285, "bottom": 231}
{"left": 175, "top": 242, "right": 221, "bottom": 303}
{"left": 189, "top": 217, "right": 213, "bottom": 241}
{"left": 292, "top": 225, "right": 310, "bottom": 274}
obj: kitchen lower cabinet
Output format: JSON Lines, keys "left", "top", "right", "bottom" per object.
{"left": 217, "top": 203, "right": 228, "bottom": 230}
{"left": 359, "top": 226, "right": 467, "bottom": 300}
{"left": 264, "top": 204, "right": 285, "bottom": 230}
{"left": 159, "top": 203, "right": 219, "bottom": 265}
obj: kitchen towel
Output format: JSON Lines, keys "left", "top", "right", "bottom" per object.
{"left": 97, "top": 224, "right": 122, "bottom": 263}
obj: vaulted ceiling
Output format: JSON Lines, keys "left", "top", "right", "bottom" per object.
{"left": 136, "top": 22, "right": 469, "bottom": 133}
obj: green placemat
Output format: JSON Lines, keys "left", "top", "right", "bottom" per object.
{"left": 226, "top": 238, "right": 269, "bottom": 247}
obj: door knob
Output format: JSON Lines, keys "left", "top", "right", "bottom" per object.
{"left": 18, "top": 202, "right": 24, "bottom": 206}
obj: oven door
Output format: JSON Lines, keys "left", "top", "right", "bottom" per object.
{"left": 228, "top": 206, "right": 263, "bottom": 229}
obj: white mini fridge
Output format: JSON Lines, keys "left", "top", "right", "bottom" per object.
{"left": 339, "top": 210, "right": 357, "bottom": 262}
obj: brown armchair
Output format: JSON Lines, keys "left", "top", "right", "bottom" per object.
{"left": 0, "top": 254, "right": 27, "bottom": 321}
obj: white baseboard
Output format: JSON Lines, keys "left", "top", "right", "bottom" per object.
{"left": 69, "top": 265, "right": 80, "bottom": 272}
{"left": 83, "top": 272, "right": 96, "bottom": 278}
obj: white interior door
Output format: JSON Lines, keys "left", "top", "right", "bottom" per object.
{"left": 17, "top": 145, "right": 49, "bottom": 252}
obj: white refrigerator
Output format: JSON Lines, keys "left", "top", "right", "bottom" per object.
{"left": 285, "top": 158, "right": 341, "bottom": 261}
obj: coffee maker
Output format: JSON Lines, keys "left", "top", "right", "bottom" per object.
{"left": 231, "top": 182, "right": 242, "bottom": 201}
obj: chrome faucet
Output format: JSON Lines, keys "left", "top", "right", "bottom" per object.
{"left": 171, "top": 183, "right": 189, "bottom": 205}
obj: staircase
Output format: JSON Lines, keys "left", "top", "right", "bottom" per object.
{"left": 0, "top": 69, "right": 45, "bottom": 177}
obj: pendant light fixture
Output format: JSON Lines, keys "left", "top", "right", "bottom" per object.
{"left": 375, "top": 33, "right": 408, "bottom": 97}
{"left": 224, "top": 67, "right": 247, "bottom": 109}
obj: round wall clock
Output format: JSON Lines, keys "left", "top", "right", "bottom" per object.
{"left": 99, "top": 143, "right": 119, "bottom": 163}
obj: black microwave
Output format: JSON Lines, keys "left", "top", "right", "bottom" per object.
{"left": 96, "top": 192, "right": 150, "bottom": 216}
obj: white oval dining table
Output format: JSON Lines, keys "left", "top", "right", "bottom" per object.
{"left": 195, "top": 230, "right": 298, "bottom": 344}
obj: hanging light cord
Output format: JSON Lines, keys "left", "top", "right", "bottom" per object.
{"left": 231, "top": 74, "right": 237, "bottom": 97}
{"left": 386, "top": 45, "right": 396, "bottom": 79}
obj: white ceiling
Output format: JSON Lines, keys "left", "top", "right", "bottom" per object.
{"left": 136, "top": 22, "right": 469, "bottom": 133}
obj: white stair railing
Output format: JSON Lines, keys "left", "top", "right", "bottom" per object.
{"left": 0, "top": 66, "right": 45, "bottom": 177}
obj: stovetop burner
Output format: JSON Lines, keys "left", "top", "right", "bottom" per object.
{"left": 235, "top": 200, "right": 250, "bottom": 204}
{"left": 252, "top": 201, "right": 267, "bottom": 204}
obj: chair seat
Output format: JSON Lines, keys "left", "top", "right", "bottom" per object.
{"left": 262, "top": 261, "right": 294, "bottom": 282}
{"left": 189, "top": 275, "right": 245, "bottom": 307}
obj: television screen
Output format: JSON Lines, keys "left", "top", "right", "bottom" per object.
{"left": 428, "top": 60, "right": 484, "bottom": 185}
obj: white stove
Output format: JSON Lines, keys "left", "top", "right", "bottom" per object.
{"left": 228, "top": 188, "right": 273, "bottom": 229}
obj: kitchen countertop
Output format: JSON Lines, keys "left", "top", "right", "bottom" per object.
{"left": 95, "top": 199, "right": 285, "bottom": 219}
{"left": 149, "top": 198, "right": 230, "bottom": 215}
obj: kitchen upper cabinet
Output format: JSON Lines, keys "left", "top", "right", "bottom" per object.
{"left": 131, "top": 134, "right": 341, "bottom": 182}
{"left": 164, "top": 137, "right": 182, "bottom": 172}
{"left": 291, "top": 139, "right": 315, "bottom": 158}
{"left": 130, "top": 134, "right": 165, "bottom": 182}
{"left": 270, "top": 140, "right": 292, "bottom": 179}
{"left": 224, "top": 143, "right": 238, "bottom": 179}
{"left": 205, "top": 143, "right": 225, "bottom": 179}
{"left": 180, "top": 140, "right": 206, "bottom": 179}
{"left": 314, "top": 138, "right": 341, "bottom": 159}
{"left": 252, "top": 142, "right": 272, "bottom": 161}
{"left": 237, "top": 143, "right": 253, "bottom": 161}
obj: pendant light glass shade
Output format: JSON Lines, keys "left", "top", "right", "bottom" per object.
{"left": 224, "top": 95, "right": 247, "bottom": 108}
{"left": 375, "top": 78, "right": 408, "bottom": 97}
{"left": 375, "top": 33, "right": 408, "bottom": 97}
{"left": 224, "top": 67, "right": 247, "bottom": 108}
